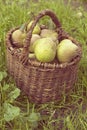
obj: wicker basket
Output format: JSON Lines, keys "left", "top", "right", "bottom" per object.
{"left": 6, "top": 9, "right": 82, "bottom": 104}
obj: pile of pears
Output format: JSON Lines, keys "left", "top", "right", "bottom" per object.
{"left": 12, "top": 21, "right": 79, "bottom": 64}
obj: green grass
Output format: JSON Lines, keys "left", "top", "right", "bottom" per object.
{"left": 0, "top": 0, "right": 87, "bottom": 130}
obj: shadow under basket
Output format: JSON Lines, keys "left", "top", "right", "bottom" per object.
{"left": 5, "top": 9, "right": 82, "bottom": 104}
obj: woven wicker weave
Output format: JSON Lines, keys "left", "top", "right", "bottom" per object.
{"left": 6, "top": 9, "right": 82, "bottom": 104}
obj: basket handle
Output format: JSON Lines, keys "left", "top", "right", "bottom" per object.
{"left": 20, "top": 9, "right": 62, "bottom": 64}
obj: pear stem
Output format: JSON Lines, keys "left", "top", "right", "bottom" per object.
{"left": 19, "top": 24, "right": 26, "bottom": 32}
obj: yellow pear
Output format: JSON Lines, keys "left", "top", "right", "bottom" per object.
{"left": 27, "top": 21, "right": 41, "bottom": 34}
{"left": 40, "top": 29, "right": 58, "bottom": 42}
{"left": 57, "top": 39, "right": 79, "bottom": 63}
{"left": 28, "top": 53, "right": 36, "bottom": 59}
{"left": 12, "top": 24, "right": 26, "bottom": 47}
{"left": 29, "top": 34, "right": 41, "bottom": 52}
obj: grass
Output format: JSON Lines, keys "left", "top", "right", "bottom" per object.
{"left": 0, "top": 0, "right": 87, "bottom": 129}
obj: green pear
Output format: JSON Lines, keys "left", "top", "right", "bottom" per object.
{"left": 12, "top": 24, "right": 26, "bottom": 47}
{"left": 40, "top": 29, "right": 58, "bottom": 42}
{"left": 27, "top": 21, "right": 41, "bottom": 34}
{"left": 57, "top": 39, "right": 79, "bottom": 63}
{"left": 34, "top": 37, "right": 57, "bottom": 63}
{"left": 29, "top": 34, "right": 41, "bottom": 52}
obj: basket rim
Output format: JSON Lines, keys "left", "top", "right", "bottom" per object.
{"left": 6, "top": 27, "right": 82, "bottom": 69}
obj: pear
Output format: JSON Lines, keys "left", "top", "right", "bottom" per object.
{"left": 34, "top": 37, "right": 57, "bottom": 63}
{"left": 12, "top": 24, "right": 26, "bottom": 47}
{"left": 28, "top": 53, "right": 36, "bottom": 59}
{"left": 19, "top": 48, "right": 23, "bottom": 52}
{"left": 27, "top": 21, "right": 41, "bottom": 34}
{"left": 40, "top": 29, "right": 58, "bottom": 42}
{"left": 57, "top": 39, "right": 79, "bottom": 63}
{"left": 29, "top": 34, "right": 41, "bottom": 52}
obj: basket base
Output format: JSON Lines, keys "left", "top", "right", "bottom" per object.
{"left": 6, "top": 48, "right": 78, "bottom": 104}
